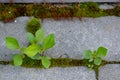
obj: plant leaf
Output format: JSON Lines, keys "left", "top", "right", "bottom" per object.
{"left": 83, "top": 50, "right": 92, "bottom": 59}
{"left": 31, "top": 53, "right": 42, "bottom": 60}
{"left": 24, "top": 44, "right": 41, "bottom": 57}
{"left": 42, "top": 34, "right": 55, "bottom": 51}
{"left": 89, "top": 58, "right": 93, "bottom": 62}
{"left": 94, "top": 57, "right": 102, "bottom": 65}
{"left": 41, "top": 56, "right": 51, "bottom": 68}
{"left": 97, "top": 46, "right": 108, "bottom": 58}
{"left": 21, "top": 47, "right": 26, "bottom": 53}
{"left": 13, "top": 54, "right": 23, "bottom": 66}
{"left": 35, "top": 29, "right": 44, "bottom": 42}
{"left": 5, "top": 37, "right": 20, "bottom": 50}
{"left": 27, "top": 32, "right": 35, "bottom": 44}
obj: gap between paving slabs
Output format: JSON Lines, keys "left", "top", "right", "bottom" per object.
{"left": 0, "top": 2, "right": 120, "bottom": 23}
{"left": 0, "top": 57, "right": 120, "bottom": 80}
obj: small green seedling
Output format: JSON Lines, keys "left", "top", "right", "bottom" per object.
{"left": 5, "top": 29, "right": 55, "bottom": 68}
{"left": 82, "top": 46, "right": 108, "bottom": 69}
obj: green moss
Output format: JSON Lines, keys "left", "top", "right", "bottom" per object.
{"left": 0, "top": 4, "right": 2, "bottom": 20}
{"left": 93, "top": 66, "right": 99, "bottom": 80}
{"left": 33, "top": 4, "right": 51, "bottom": 19}
{"left": 0, "top": 58, "right": 120, "bottom": 69}
{"left": 107, "top": 61, "right": 120, "bottom": 64}
{"left": 26, "top": 4, "right": 35, "bottom": 16}
{"left": 14, "top": 4, "right": 26, "bottom": 17}
{"left": 26, "top": 18, "right": 41, "bottom": 34}
{"left": 113, "top": 6, "right": 120, "bottom": 16}
{"left": 80, "top": 2, "right": 99, "bottom": 11}
{"left": 22, "top": 57, "right": 83, "bottom": 68}
{"left": 1, "top": 5, "right": 16, "bottom": 22}
{"left": 0, "top": 3, "right": 120, "bottom": 22}
{"left": 0, "top": 61, "right": 11, "bottom": 65}
{"left": 104, "top": 6, "right": 120, "bottom": 17}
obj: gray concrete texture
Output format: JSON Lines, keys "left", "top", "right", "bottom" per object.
{"left": 0, "top": 16, "right": 120, "bottom": 61}
{"left": 99, "top": 64, "right": 120, "bottom": 80}
{"left": 0, "top": 65, "right": 96, "bottom": 80}
{"left": 99, "top": 4, "right": 115, "bottom": 9}
{"left": 43, "top": 16, "right": 120, "bottom": 61}
{"left": 0, "top": 17, "right": 30, "bottom": 61}
{"left": 0, "top": 0, "right": 119, "bottom": 3}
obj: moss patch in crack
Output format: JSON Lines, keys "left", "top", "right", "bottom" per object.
{"left": 0, "top": 61, "right": 11, "bottom": 65}
{"left": 0, "top": 58, "right": 120, "bottom": 80}
{"left": 0, "top": 58, "right": 120, "bottom": 69}
{"left": 93, "top": 66, "right": 99, "bottom": 80}
{"left": 22, "top": 57, "right": 83, "bottom": 68}
{"left": 0, "top": 2, "right": 120, "bottom": 23}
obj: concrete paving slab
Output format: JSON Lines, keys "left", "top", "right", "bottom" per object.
{"left": 42, "top": 16, "right": 120, "bottom": 61}
{"left": 0, "top": 16, "right": 120, "bottom": 61}
{"left": 99, "top": 4, "right": 115, "bottom": 9}
{"left": 0, "top": 65, "right": 96, "bottom": 80}
{"left": 99, "top": 64, "right": 120, "bottom": 80}
{"left": 0, "top": 17, "right": 30, "bottom": 61}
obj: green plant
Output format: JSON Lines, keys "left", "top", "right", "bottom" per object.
{"left": 26, "top": 18, "right": 41, "bottom": 34}
{"left": 82, "top": 46, "right": 108, "bottom": 69}
{"left": 5, "top": 29, "right": 55, "bottom": 68}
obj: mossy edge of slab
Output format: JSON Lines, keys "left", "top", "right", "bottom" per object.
{"left": 0, "top": 57, "right": 120, "bottom": 80}
{"left": 0, "top": 2, "right": 120, "bottom": 23}
{"left": 1, "top": 57, "right": 120, "bottom": 68}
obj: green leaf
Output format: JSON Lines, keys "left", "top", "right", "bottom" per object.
{"left": 35, "top": 29, "right": 44, "bottom": 42}
{"left": 13, "top": 54, "right": 23, "bottom": 66}
{"left": 31, "top": 53, "right": 42, "bottom": 60}
{"left": 83, "top": 50, "right": 92, "bottom": 59}
{"left": 41, "top": 56, "right": 51, "bottom": 68}
{"left": 21, "top": 47, "right": 26, "bottom": 53}
{"left": 94, "top": 57, "right": 102, "bottom": 65}
{"left": 97, "top": 46, "right": 108, "bottom": 58}
{"left": 24, "top": 44, "right": 41, "bottom": 57}
{"left": 89, "top": 58, "right": 93, "bottom": 62}
{"left": 42, "top": 34, "right": 55, "bottom": 50}
{"left": 27, "top": 32, "right": 35, "bottom": 44}
{"left": 5, "top": 37, "right": 20, "bottom": 50}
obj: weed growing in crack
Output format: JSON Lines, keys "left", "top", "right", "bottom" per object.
{"left": 5, "top": 28, "right": 55, "bottom": 68}
{"left": 82, "top": 46, "right": 108, "bottom": 69}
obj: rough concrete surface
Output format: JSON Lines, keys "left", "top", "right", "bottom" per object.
{"left": 0, "top": 15, "right": 120, "bottom": 80}
{"left": 0, "top": 17, "right": 30, "bottom": 61}
{"left": 42, "top": 16, "right": 120, "bottom": 61}
{"left": 0, "top": 16, "right": 120, "bottom": 61}
{"left": 0, "top": 65, "right": 96, "bottom": 80}
{"left": 99, "top": 4, "right": 115, "bottom": 9}
{"left": 99, "top": 64, "right": 120, "bottom": 80}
